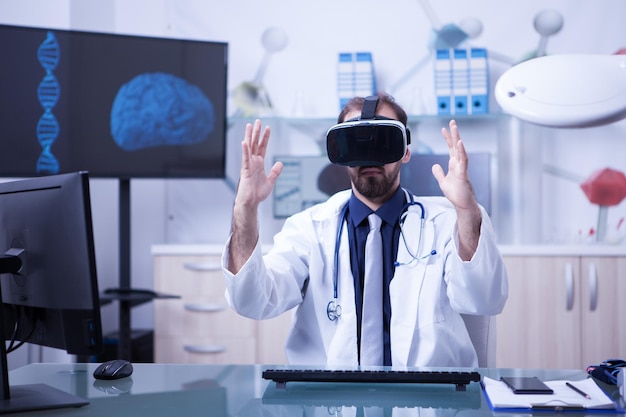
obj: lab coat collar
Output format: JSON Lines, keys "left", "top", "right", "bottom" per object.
{"left": 312, "top": 189, "right": 451, "bottom": 223}
{"left": 311, "top": 190, "right": 351, "bottom": 222}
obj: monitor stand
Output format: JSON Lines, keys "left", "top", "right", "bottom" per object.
{"left": 0, "top": 384, "right": 88, "bottom": 414}
{"left": 0, "top": 256, "right": 90, "bottom": 414}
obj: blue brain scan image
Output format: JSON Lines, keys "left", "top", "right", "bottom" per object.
{"left": 110, "top": 72, "right": 214, "bottom": 151}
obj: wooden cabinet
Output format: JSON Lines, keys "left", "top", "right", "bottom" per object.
{"left": 579, "top": 256, "right": 626, "bottom": 367}
{"left": 497, "top": 254, "right": 626, "bottom": 369}
{"left": 152, "top": 249, "right": 292, "bottom": 364}
{"left": 153, "top": 246, "right": 625, "bottom": 368}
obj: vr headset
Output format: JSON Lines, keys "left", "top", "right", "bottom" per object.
{"left": 326, "top": 95, "right": 411, "bottom": 166}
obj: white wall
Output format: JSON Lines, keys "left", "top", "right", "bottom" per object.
{"left": 2, "top": 0, "right": 626, "bottom": 365}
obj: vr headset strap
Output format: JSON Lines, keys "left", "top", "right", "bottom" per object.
{"left": 359, "top": 95, "right": 411, "bottom": 145}
{"left": 360, "top": 96, "right": 378, "bottom": 120}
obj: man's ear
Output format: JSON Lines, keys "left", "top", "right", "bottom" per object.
{"left": 401, "top": 147, "right": 411, "bottom": 164}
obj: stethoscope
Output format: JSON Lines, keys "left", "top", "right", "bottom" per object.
{"left": 327, "top": 189, "right": 436, "bottom": 321}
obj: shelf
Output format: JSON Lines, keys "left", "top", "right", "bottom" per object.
{"left": 100, "top": 287, "right": 180, "bottom": 308}
{"left": 227, "top": 112, "right": 507, "bottom": 125}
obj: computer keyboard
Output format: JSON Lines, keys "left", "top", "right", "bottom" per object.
{"left": 262, "top": 368, "right": 481, "bottom": 391}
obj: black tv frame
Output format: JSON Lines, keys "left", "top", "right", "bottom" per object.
{"left": 0, "top": 24, "right": 228, "bottom": 179}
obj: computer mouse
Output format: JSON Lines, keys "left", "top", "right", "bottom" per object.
{"left": 93, "top": 359, "right": 134, "bottom": 380}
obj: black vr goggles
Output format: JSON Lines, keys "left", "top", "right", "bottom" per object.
{"left": 326, "top": 96, "right": 411, "bottom": 166}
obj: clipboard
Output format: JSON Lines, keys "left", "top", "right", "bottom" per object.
{"left": 481, "top": 376, "right": 624, "bottom": 413}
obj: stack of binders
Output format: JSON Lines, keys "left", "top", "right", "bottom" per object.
{"left": 434, "top": 48, "right": 489, "bottom": 116}
{"left": 337, "top": 52, "right": 377, "bottom": 110}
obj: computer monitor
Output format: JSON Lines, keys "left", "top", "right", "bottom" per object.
{"left": 0, "top": 171, "right": 103, "bottom": 413}
{"left": 273, "top": 153, "right": 491, "bottom": 218}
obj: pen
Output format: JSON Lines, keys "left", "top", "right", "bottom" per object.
{"left": 566, "top": 382, "right": 591, "bottom": 399}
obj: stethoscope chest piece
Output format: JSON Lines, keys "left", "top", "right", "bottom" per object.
{"left": 327, "top": 300, "right": 342, "bottom": 321}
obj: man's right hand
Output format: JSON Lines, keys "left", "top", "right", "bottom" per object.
{"left": 228, "top": 120, "right": 282, "bottom": 274}
{"left": 235, "top": 119, "right": 283, "bottom": 209}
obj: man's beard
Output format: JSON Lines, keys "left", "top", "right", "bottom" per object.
{"left": 349, "top": 164, "right": 401, "bottom": 199}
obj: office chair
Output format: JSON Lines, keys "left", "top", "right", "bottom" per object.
{"left": 461, "top": 314, "right": 496, "bottom": 368}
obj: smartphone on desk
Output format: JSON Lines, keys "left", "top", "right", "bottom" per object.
{"left": 500, "top": 376, "right": 554, "bottom": 394}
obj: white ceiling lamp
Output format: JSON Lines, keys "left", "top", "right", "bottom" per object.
{"left": 495, "top": 53, "right": 626, "bottom": 127}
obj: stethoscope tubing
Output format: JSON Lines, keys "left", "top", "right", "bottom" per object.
{"left": 328, "top": 189, "right": 426, "bottom": 321}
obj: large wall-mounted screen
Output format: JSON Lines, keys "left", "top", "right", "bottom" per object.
{"left": 0, "top": 24, "right": 228, "bottom": 178}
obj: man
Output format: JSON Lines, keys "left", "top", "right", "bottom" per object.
{"left": 222, "top": 92, "right": 508, "bottom": 367}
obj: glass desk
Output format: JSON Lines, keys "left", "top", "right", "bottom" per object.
{"left": 6, "top": 363, "right": 624, "bottom": 416}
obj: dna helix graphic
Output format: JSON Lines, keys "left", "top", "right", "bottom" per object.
{"left": 36, "top": 31, "right": 60, "bottom": 174}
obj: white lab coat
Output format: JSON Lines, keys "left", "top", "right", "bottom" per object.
{"left": 222, "top": 190, "right": 508, "bottom": 367}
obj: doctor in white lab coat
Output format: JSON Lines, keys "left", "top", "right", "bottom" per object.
{"left": 222, "top": 93, "right": 508, "bottom": 368}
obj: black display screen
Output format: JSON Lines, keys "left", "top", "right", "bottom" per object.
{"left": 0, "top": 24, "right": 228, "bottom": 178}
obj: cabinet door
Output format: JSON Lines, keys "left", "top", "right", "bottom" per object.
{"left": 497, "top": 256, "right": 582, "bottom": 368}
{"left": 580, "top": 256, "right": 626, "bottom": 367}
{"left": 153, "top": 255, "right": 256, "bottom": 364}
